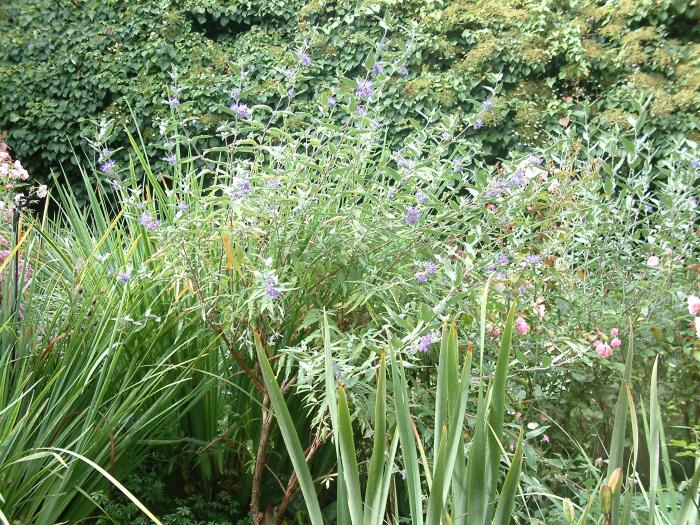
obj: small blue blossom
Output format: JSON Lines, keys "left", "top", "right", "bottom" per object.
{"left": 230, "top": 177, "right": 252, "bottom": 200}
{"left": 139, "top": 212, "right": 161, "bottom": 231}
{"left": 508, "top": 170, "right": 525, "bottom": 187}
{"left": 230, "top": 102, "right": 252, "bottom": 119}
{"left": 416, "top": 331, "right": 440, "bottom": 352}
{"left": 355, "top": 79, "right": 374, "bottom": 101}
{"left": 288, "top": 87, "right": 297, "bottom": 97}
{"left": 397, "top": 65, "right": 409, "bottom": 77}
{"left": 230, "top": 88, "right": 241, "bottom": 101}
{"left": 387, "top": 188, "right": 396, "bottom": 199}
{"left": 328, "top": 96, "right": 337, "bottom": 107}
{"left": 415, "top": 272, "right": 427, "bottom": 283}
{"left": 356, "top": 105, "right": 367, "bottom": 116}
{"left": 474, "top": 119, "right": 484, "bottom": 130}
{"left": 425, "top": 261, "right": 437, "bottom": 275}
{"left": 396, "top": 157, "right": 416, "bottom": 171}
{"left": 372, "top": 62, "right": 384, "bottom": 76}
{"left": 117, "top": 272, "right": 131, "bottom": 284}
{"left": 167, "top": 97, "right": 180, "bottom": 107}
{"left": 524, "top": 254, "right": 542, "bottom": 266}
{"left": 164, "top": 153, "right": 177, "bottom": 166}
{"left": 177, "top": 202, "right": 189, "bottom": 212}
{"left": 416, "top": 191, "right": 428, "bottom": 204}
{"left": 265, "top": 275, "right": 282, "bottom": 299}
{"left": 496, "top": 253, "right": 510, "bottom": 266}
{"left": 405, "top": 206, "right": 419, "bottom": 225}
{"left": 100, "top": 159, "right": 117, "bottom": 174}
{"left": 692, "top": 159, "right": 699, "bottom": 169}
{"left": 297, "top": 51, "right": 312, "bottom": 67}
{"left": 452, "top": 157, "right": 464, "bottom": 173}
{"left": 482, "top": 99, "right": 493, "bottom": 110}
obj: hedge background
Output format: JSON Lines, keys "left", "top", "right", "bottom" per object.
{"left": 1, "top": 0, "right": 698, "bottom": 187}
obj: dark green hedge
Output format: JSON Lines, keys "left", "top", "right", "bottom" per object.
{"left": 1, "top": 0, "right": 698, "bottom": 186}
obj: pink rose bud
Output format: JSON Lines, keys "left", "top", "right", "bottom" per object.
{"left": 610, "top": 337, "right": 621, "bottom": 348}
{"left": 688, "top": 295, "right": 700, "bottom": 316}
{"left": 610, "top": 327, "right": 619, "bottom": 336}
{"left": 515, "top": 316, "right": 529, "bottom": 335}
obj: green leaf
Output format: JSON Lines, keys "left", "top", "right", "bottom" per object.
{"left": 492, "top": 429, "right": 524, "bottom": 524}
{"left": 338, "top": 385, "right": 364, "bottom": 525}
{"left": 364, "top": 354, "right": 387, "bottom": 525}
{"left": 254, "top": 330, "right": 324, "bottom": 525}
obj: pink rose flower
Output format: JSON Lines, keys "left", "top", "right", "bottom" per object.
{"left": 610, "top": 337, "right": 622, "bottom": 348}
{"left": 596, "top": 343, "right": 613, "bottom": 358}
{"left": 688, "top": 295, "right": 700, "bottom": 316}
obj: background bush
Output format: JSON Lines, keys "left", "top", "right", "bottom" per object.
{"left": 1, "top": 0, "right": 699, "bottom": 192}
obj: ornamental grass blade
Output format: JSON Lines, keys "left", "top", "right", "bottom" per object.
{"left": 678, "top": 461, "right": 700, "bottom": 525}
{"left": 364, "top": 354, "right": 387, "bottom": 525}
{"left": 253, "top": 329, "right": 323, "bottom": 525}
{"left": 466, "top": 386, "right": 488, "bottom": 525}
{"left": 486, "top": 302, "right": 516, "bottom": 519}
{"left": 323, "top": 314, "right": 350, "bottom": 525}
{"left": 607, "top": 321, "right": 633, "bottom": 524}
{"left": 443, "top": 325, "right": 473, "bottom": 511}
{"left": 492, "top": 428, "right": 524, "bottom": 524}
{"left": 390, "top": 346, "right": 424, "bottom": 525}
{"left": 338, "top": 385, "right": 364, "bottom": 525}
{"left": 43, "top": 448, "right": 162, "bottom": 525}
{"left": 376, "top": 432, "right": 400, "bottom": 525}
{"left": 434, "top": 321, "right": 450, "bottom": 454}
{"left": 426, "top": 426, "right": 448, "bottom": 525}
{"left": 648, "top": 355, "right": 660, "bottom": 525}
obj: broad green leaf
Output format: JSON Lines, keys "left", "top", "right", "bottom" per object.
{"left": 254, "top": 330, "right": 324, "bottom": 525}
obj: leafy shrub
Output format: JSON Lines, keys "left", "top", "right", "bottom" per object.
{"left": 0, "top": 28, "right": 699, "bottom": 523}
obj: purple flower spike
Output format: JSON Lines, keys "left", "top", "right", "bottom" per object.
{"left": 139, "top": 212, "right": 161, "bottom": 231}
{"left": 230, "top": 102, "right": 252, "bottom": 119}
{"left": 298, "top": 51, "right": 312, "bottom": 67}
{"left": 100, "top": 159, "right": 116, "bottom": 174}
{"left": 415, "top": 272, "right": 427, "bottom": 283}
{"left": 425, "top": 261, "right": 437, "bottom": 275}
{"left": 355, "top": 79, "right": 373, "bottom": 101}
{"left": 405, "top": 206, "right": 419, "bottom": 225}
{"left": 117, "top": 272, "right": 131, "bottom": 284}
{"left": 165, "top": 153, "right": 177, "bottom": 166}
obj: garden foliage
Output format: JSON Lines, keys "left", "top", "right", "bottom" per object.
{"left": 1, "top": 0, "right": 699, "bottom": 190}
{"left": 0, "top": 2, "right": 699, "bottom": 524}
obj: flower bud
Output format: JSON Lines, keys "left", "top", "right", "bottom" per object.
{"left": 607, "top": 467, "right": 623, "bottom": 494}
{"left": 599, "top": 483, "right": 612, "bottom": 515}
{"left": 563, "top": 498, "right": 575, "bottom": 524}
